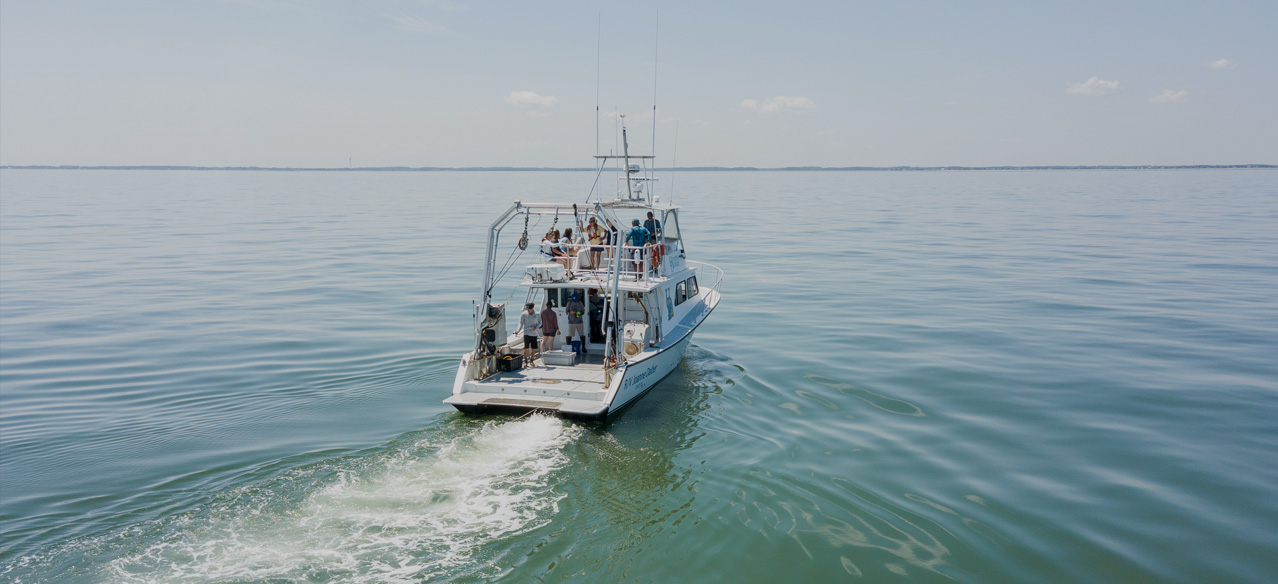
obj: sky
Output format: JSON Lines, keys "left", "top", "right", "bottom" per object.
{"left": 2, "top": 0, "right": 1275, "bottom": 168}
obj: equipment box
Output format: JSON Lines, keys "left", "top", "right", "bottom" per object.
{"left": 526, "top": 263, "right": 567, "bottom": 282}
{"left": 542, "top": 350, "right": 577, "bottom": 366}
{"left": 498, "top": 354, "right": 523, "bottom": 371}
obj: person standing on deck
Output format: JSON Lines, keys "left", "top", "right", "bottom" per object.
{"left": 644, "top": 211, "right": 663, "bottom": 275}
{"left": 540, "top": 301, "right": 560, "bottom": 354}
{"left": 625, "top": 219, "right": 651, "bottom": 278}
{"left": 585, "top": 217, "right": 605, "bottom": 270}
{"left": 643, "top": 211, "right": 661, "bottom": 240}
{"left": 561, "top": 228, "right": 576, "bottom": 276}
{"left": 517, "top": 302, "right": 540, "bottom": 365}
{"left": 566, "top": 293, "right": 586, "bottom": 355}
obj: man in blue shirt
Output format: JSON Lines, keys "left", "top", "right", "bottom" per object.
{"left": 643, "top": 211, "right": 661, "bottom": 239}
{"left": 625, "top": 219, "right": 650, "bottom": 278}
{"left": 643, "top": 211, "right": 663, "bottom": 275}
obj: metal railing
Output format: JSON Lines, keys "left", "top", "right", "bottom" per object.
{"left": 687, "top": 260, "right": 724, "bottom": 297}
{"left": 540, "top": 242, "right": 668, "bottom": 281}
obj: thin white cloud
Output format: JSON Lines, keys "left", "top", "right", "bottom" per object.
{"left": 505, "top": 91, "right": 559, "bottom": 108}
{"left": 219, "top": 0, "right": 317, "bottom": 13}
{"left": 1149, "top": 89, "right": 1188, "bottom": 103}
{"left": 220, "top": 0, "right": 293, "bottom": 9}
{"left": 739, "top": 96, "right": 817, "bottom": 113}
{"left": 1208, "top": 58, "right": 1237, "bottom": 70}
{"left": 415, "top": 0, "right": 467, "bottom": 11}
{"left": 387, "top": 13, "right": 450, "bottom": 35}
{"left": 1068, "top": 77, "right": 1120, "bottom": 95}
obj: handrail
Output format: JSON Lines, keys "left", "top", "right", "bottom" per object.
{"left": 530, "top": 241, "right": 715, "bottom": 288}
{"left": 686, "top": 260, "right": 724, "bottom": 297}
{"left": 538, "top": 241, "right": 666, "bottom": 282}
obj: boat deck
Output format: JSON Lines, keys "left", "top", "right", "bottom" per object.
{"left": 446, "top": 353, "right": 613, "bottom": 415}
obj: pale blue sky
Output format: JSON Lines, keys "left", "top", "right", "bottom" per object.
{"left": 2, "top": 0, "right": 1274, "bottom": 167}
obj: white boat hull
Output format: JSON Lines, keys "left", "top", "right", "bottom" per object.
{"left": 604, "top": 334, "right": 692, "bottom": 415}
{"left": 446, "top": 290, "right": 717, "bottom": 421}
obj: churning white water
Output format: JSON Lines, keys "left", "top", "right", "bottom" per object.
{"left": 104, "top": 415, "right": 580, "bottom": 583}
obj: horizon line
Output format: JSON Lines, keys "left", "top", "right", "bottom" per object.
{"left": 3, "top": 164, "right": 1275, "bottom": 172}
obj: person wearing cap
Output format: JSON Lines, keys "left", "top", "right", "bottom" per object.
{"left": 517, "top": 302, "right": 541, "bottom": 364}
{"left": 566, "top": 292, "right": 586, "bottom": 354}
{"left": 625, "top": 219, "right": 651, "bottom": 278}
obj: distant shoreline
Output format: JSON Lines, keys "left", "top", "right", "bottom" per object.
{"left": 3, "top": 164, "right": 1274, "bottom": 172}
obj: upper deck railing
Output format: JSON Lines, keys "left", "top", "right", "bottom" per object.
{"left": 535, "top": 241, "right": 682, "bottom": 283}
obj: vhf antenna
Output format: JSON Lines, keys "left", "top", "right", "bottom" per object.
{"left": 595, "top": 13, "right": 601, "bottom": 157}
{"left": 651, "top": 11, "right": 659, "bottom": 167}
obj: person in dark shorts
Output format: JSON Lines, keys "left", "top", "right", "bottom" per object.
{"left": 586, "top": 217, "right": 605, "bottom": 269}
{"left": 540, "top": 301, "right": 560, "bottom": 353}
{"left": 518, "top": 302, "right": 540, "bottom": 364}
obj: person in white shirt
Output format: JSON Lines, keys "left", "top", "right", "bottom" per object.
{"left": 517, "top": 302, "right": 540, "bottom": 364}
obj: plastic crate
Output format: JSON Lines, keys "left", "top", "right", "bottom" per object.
{"left": 498, "top": 354, "right": 523, "bottom": 371}
{"left": 542, "top": 350, "right": 577, "bottom": 366}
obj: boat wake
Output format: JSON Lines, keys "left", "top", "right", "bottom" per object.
{"left": 77, "top": 415, "right": 580, "bottom": 584}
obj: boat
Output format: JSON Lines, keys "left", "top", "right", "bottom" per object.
{"left": 445, "top": 123, "right": 722, "bottom": 421}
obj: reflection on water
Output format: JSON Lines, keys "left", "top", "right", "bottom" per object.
{"left": 491, "top": 348, "right": 719, "bottom": 582}
{"left": 805, "top": 374, "right": 925, "bottom": 417}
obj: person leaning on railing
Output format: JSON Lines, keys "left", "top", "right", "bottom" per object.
{"left": 644, "top": 211, "right": 663, "bottom": 275}
{"left": 625, "top": 219, "right": 651, "bottom": 279}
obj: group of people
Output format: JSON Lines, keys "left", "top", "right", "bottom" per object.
{"left": 541, "top": 216, "right": 612, "bottom": 274}
{"left": 623, "top": 211, "right": 662, "bottom": 278}
{"left": 541, "top": 212, "right": 663, "bottom": 278}
{"left": 516, "top": 294, "right": 587, "bottom": 366}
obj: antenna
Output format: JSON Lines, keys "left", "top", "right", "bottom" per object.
{"left": 595, "top": 13, "right": 601, "bottom": 156}
{"left": 614, "top": 109, "right": 621, "bottom": 196}
{"left": 670, "top": 120, "right": 679, "bottom": 202}
{"left": 622, "top": 120, "right": 634, "bottom": 200}
{"left": 651, "top": 11, "right": 659, "bottom": 161}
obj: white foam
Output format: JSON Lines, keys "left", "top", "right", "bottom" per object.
{"left": 105, "top": 415, "right": 579, "bottom": 583}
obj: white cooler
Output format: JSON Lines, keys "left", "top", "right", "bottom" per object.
{"left": 542, "top": 350, "right": 578, "bottom": 366}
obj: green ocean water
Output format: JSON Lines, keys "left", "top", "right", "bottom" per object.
{"left": 1, "top": 168, "right": 1276, "bottom": 583}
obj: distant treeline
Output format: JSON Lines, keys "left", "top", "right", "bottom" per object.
{"left": 3, "top": 164, "right": 1275, "bottom": 171}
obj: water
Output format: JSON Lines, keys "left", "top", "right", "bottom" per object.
{"left": 2, "top": 168, "right": 1276, "bottom": 583}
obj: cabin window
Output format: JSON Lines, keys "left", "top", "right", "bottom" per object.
{"left": 554, "top": 288, "right": 585, "bottom": 308}
{"left": 663, "top": 210, "right": 683, "bottom": 253}
{"left": 663, "top": 210, "right": 680, "bottom": 241}
{"left": 686, "top": 276, "right": 698, "bottom": 297}
{"left": 675, "top": 281, "right": 687, "bottom": 305}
